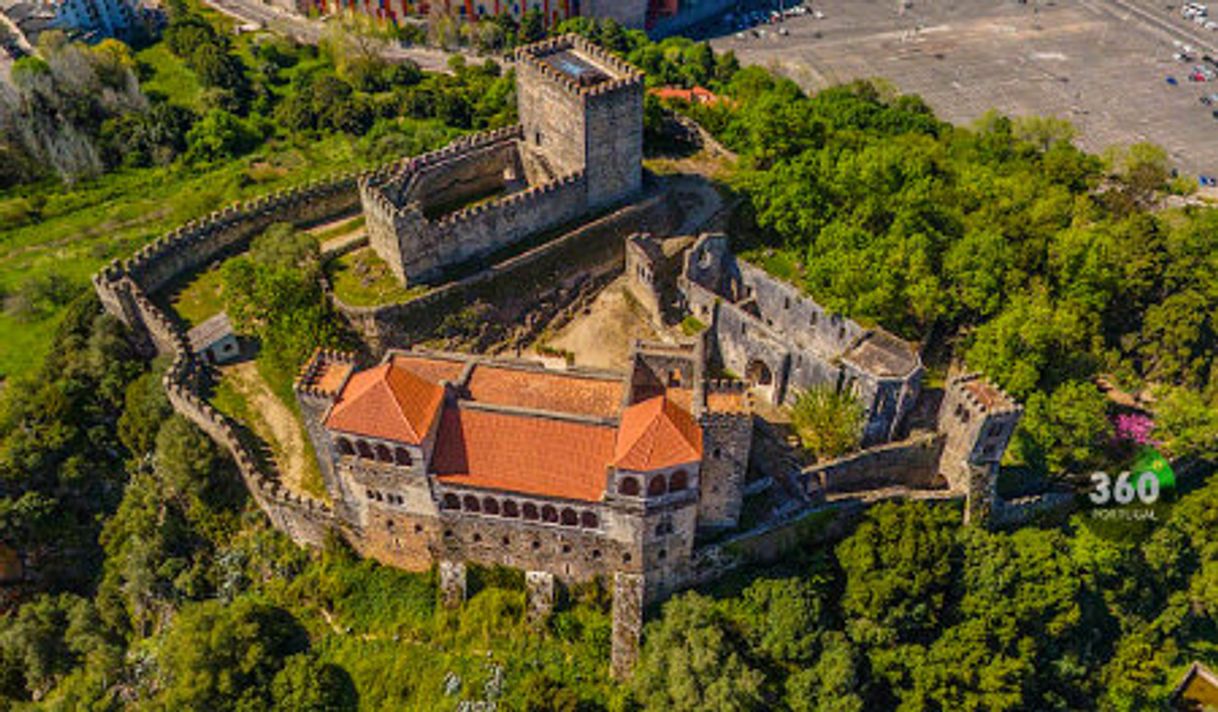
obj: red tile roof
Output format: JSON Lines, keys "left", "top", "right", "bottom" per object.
{"left": 325, "top": 362, "right": 444, "bottom": 444}
{"left": 614, "top": 396, "right": 702, "bottom": 471}
{"left": 466, "top": 364, "right": 624, "bottom": 419}
{"left": 391, "top": 353, "right": 467, "bottom": 384}
{"left": 432, "top": 406, "right": 616, "bottom": 502}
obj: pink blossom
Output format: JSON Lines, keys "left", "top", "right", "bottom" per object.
{"left": 1113, "top": 413, "right": 1155, "bottom": 445}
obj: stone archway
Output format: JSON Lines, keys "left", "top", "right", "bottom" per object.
{"left": 746, "top": 358, "right": 776, "bottom": 403}
{"left": 746, "top": 359, "right": 773, "bottom": 386}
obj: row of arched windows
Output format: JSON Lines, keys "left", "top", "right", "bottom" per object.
{"left": 335, "top": 436, "right": 413, "bottom": 467}
{"left": 440, "top": 492, "right": 601, "bottom": 530}
{"left": 617, "top": 470, "right": 689, "bottom": 498}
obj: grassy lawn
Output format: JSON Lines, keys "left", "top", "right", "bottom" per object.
{"left": 326, "top": 247, "right": 428, "bottom": 307}
{"left": 169, "top": 263, "right": 228, "bottom": 327}
{"left": 0, "top": 134, "right": 376, "bottom": 381}
{"left": 136, "top": 45, "right": 204, "bottom": 110}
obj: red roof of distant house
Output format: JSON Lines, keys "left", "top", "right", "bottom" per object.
{"left": 432, "top": 406, "right": 616, "bottom": 502}
{"left": 325, "top": 362, "right": 444, "bottom": 444}
{"left": 649, "top": 85, "right": 722, "bottom": 104}
{"left": 614, "top": 396, "right": 703, "bottom": 471}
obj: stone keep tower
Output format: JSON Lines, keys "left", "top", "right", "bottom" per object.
{"left": 515, "top": 35, "right": 644, "bottom": 210}
{"left": 937, "top": 373, "right": 1022, "bottom": 521}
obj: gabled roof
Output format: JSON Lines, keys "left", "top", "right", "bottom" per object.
{"left": 613, "top": 396, "right": 702, "bottom": 471}
{"left": 325, "top": 362, "right": 444, "bottom": 444}
{"left": 432, "top": 406, "right": 616, "bottom": 502}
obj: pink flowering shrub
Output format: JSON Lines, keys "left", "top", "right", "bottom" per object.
{"left": 1113, "top": 413, "right": 1155, "bottom": 445}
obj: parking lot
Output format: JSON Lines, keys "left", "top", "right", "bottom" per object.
{"left": 706, "top": 0, "right": 1218, "bottom": 177}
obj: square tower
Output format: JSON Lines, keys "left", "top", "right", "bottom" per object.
{"left": 937, "top": 373, "right": 1023, "bottom": 492}
{"left": 515, "top": 35, "right": 644, "bottom": 210}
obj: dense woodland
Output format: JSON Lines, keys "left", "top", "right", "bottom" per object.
{"left": 0, "top": 14, "right": 1214, "bottom": 712}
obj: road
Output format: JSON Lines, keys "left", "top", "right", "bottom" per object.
{"left": 708, "top": 0, "right": 1218, "bottom": 177}
{"left": 202, "top": 0, "right": 483, "bottom": 72}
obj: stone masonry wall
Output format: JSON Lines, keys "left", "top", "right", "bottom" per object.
{"left": 90, "top": 164, "right": 407, "bottom": 549}
{"left": 334, "top": 191, "right": 680, "bottom": 355}
{"left": 799, "top": 432, "right": 945, "bottom": 496}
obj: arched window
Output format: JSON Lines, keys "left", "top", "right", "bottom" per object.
{"left": 442, "top": 493, "right": 460, "bottom": 509}
{"left": 580, "top": 511, "right": 599, "bottom": 529}
{"left": 463, "top": 495, "right": 480, "bottom": 512}
{"left": 560, "top": 508, "right": 578, "bottom": 526}
{"left": 394, "top": 447, "right": 412, "bottom": 466}
{"left": 541, "top": 505, "right": 558, "bottom": 523}
{"left": 522, "top": 502, "right": 539, "bottom": 520}
{"left": 618, "top": 476, "right": 640, "bottom": 496}
{"left": 648, "top": 475, "right": 667, "bottom": 497}
{"left": 336, "top": 438, "right": 354, "bottom": 456}
{"left": 482, "top": 497, "right": 500, "bottom": 515}
{"left": 669, "top": 470, "right": 688, "bottom": 492}
{"left": 502, "top": 500, "right": 519, "bottom": 518}
{"left": 356, "top": 440, "right": 374, "bottom": 459}
{"left": 375, "top": 443, "right": 392, "bottom": 463}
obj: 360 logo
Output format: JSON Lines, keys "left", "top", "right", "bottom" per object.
{"left": 1084, "top": 447, "right": 1175, "bottom": 540}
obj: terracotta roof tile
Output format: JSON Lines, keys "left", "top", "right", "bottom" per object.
{"left": 466, "top": 364, "right": 624, "bottom": 418}
{"left": 614, "top": 396, "right": 702, "bottom": 471}
{"left": 325, "top": 362, "right": 444, "bottom": 444}
{"left": 391, "top": 353, "right": 467, "bottom": 384}
{"left": 432, "top": 406, "right": 615, "bottom": 501}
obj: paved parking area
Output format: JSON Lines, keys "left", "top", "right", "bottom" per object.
{"left": 708, "top": 0, "right": 1218, "bottom": 176}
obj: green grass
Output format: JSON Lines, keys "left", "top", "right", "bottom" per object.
{"left": 169, "top": 263, "right": 228, "bottom": 327}
{"left": 326, "top": 247, "right": 427, "bottom": 307}
{"left": 680, "top": 315, "right": 707, "bottom": 335}
{"left": 137, "top": 45, "right": 205, "bottom": 110}
{"left": 312, "top": 215, "right": 366, "bottom": 243}
{"left": 0, "top": 134, "right": 375, "bottom": 381}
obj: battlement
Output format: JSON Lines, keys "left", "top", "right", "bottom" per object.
{"left": 294, "top": 348, "right": 357, "bottom": 399}
{"left": 514, "top": 34, "right": 643, "bottom": 98}
{"left": 949, "top": 373, "right": 1022, "bottom": 417}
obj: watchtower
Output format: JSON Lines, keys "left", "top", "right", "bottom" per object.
{"left": 515, "top": 34, "right": 644, "bottom": 209}
{"left": 937, "top": 373, "right": 1022, "bottom": 493}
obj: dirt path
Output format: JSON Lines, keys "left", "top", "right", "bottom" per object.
{"left": 540, "top": 276, "right": 666, "bottom": 371}
{"left": 224, "top": 361, "right": 310, "bottom": 495}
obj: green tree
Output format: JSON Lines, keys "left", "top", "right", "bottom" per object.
{"left": 155, "top": 598, "right": 308, "bottom": 710}
{"left": 836, "top": 501, "right": 958, "bottom": 646}
{"left": 633, "top": 592, "right": 767, "bottom": 711}
{"left": 185, "top": 109, "right": 257, "bottom": 162}
{"left": 270, "top": 653, "right": 357, "bottom": 711}
{"left": 790, "top": 386, "right": 864, "bottom": 459}
{"left": 785, "top": 632, "right": 864, "bottom": 712}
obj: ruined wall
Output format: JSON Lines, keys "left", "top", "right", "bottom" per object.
{"left": 799, "top": 432, "right": 945, "bottom": 495}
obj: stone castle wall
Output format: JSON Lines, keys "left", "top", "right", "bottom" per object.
{"left": 334, "top": 191, "right": 681, "bottom": 355}
{"left": 90, "top": 164, "right": 415, "bottom": 548}
{"left": 798, "top": 432, "right": 945, "bottom": 496}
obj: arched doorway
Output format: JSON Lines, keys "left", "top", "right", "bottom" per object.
{"left": 746, "top": 358, "right": 776, "bottom": 403}
{"left": 746, "top": 359, "right": 773, "bottom": 386}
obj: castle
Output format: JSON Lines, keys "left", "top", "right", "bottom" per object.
{"left": 90, "top": 37, "right": 1058, "bottom": 679}
{"left": 361, "top": 34, "right": 643, "bottom": 285}
{"left": 294, "top": 340, "right": 752, "bottom": 603}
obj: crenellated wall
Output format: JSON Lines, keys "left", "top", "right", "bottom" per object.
{"left": 90, "top": 163, "right": 408, "bottom": 548}
{"left": 333, "top": 191, "right": 681, "bottom": 355}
